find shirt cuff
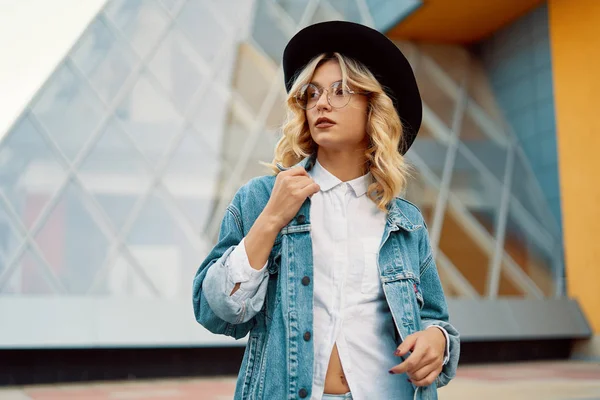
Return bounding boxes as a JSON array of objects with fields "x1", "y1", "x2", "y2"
[
  {"x1": 226, "y1": 238, "x2": 268, "y2": 301},
  {"x1": 427, "y1": 325, "x2": 450, "y2": 365}
]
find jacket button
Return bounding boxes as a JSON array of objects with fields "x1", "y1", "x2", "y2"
[
  {"x1": 299, "y1": 388, "x2": 308, "y2": 398},
  {"x1": 297, "y1": 214, "x2": 306, "y2": 224},
  {"x1": 303, "y1": 331, "x2": 311, "y2": 341},
  {"x1": 301, "y1": 276, "x2": 310, "y2": 286}
]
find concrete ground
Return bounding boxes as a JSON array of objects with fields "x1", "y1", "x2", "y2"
[{"x1": 0, "y1": 361, "x2": 599, "y2": 399}]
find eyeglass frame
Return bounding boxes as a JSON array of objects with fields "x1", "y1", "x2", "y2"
[{"x1": 294, "y1": 81, "x2": 369, "y2": 110}]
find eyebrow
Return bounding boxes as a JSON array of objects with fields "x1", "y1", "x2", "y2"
[{"x1": 309, "y1": 79, "x2": 342, "y2": 87}]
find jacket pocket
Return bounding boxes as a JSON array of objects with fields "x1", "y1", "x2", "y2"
[{"x1": 382, "y1": 271, "x2": 423, "y2": 334}]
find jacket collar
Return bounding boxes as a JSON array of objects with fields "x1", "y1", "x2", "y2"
[
  {"x1": 280, "y1": 155, "x2": 422, "y2": 231},
  {"x1": 386, "y1": 199, "x2": 423, "y2": 231},
  {"x1": 276, "y1": 153, "x2": 317, "y2": 173}
]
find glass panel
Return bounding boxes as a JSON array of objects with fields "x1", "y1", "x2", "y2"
[
  {"x1": 503, "y1": 210, "x2": 554, "y2": 297},
  {"x1": 102, "y1": 252, "x2": 180, "y2": 298},
  {"x1": 466, "y1": 59, "x2": 507, "y2": 128},
  {"x1": 414, "y1": 59, "x2": 456, "y2": 129},
  {"x1": 252, "y1": 0, "x2": 291, "y2": 63},
  {"x1": 276, "y1": 0, "x2": 307, "y2": 24},
  {"x1": 435, "y1": 255, "x2": 461, "y2": 298},
  {"x1": 418, "y1": 43, "x2": 470, "y2": 89},
  {"x1": 211, "y1": 0, "x2": 254, "y2": 27},
  {"x1": 0, "y1": 205, "x2": 23, "y2": 269},
  {"x1": 409, "y1": 135, "x2": 448, "y2": 182},
  {"x1": 232, "y1": 43, "x2": 274, "y2": 118},
  {"x1": 497, "y1": 266, "x2": 525, "y2": 297},
  {"x1": 310, "y1": 3, "x2": 340, "y2": 24},
  {"x1": 1, "y1": 247, "x2": 57, "y2": 295},
  {"x1": 104, "y1": 254, "x2": 137, "y2": 296},
  {"x1": 452, "y1": 147, "x2": 502, "y2": 238},
  {"x1": 158, "y1": 0, "x2": 182, "y2": 12},
  {"x1": 328, "y1": 0, "x2": 362, "y2": 22},
  {"x1": 437, "y1": 207, "x2": 489, "y2": 297},
  {"x1": 31, "y1": 63, "x2": 105, "y2": 162},
  {"x1": 104, "y1": 0, "x2": 170, "y2": 59},
  {"x1": 33, "y1": 182, "x2": 110, "y2": 294},
  {"x1": 266, "y1": 90, "x2": 287, "y2": 131},
  {"x1": 0, "y1": 114, "x2": 68, "y2": 229},
  {"x1": 458, "y1": 111, "x2": 508, "y2": 183},
  {"x1": 215, "y1": 46, "x2": 237, "y2": 88},
  {"x1": 70, "y1": 16, "x2": 137, "y2": 105},
  {"x1": 449, "y1": 149, "x2": 503, "y2": 297},
  {"x1": 116, "y1": 73, "x2": 184, "y2": 167},
  {"x1": 78, "y1": 118, "x2": 152, "y2": 231},
  {"x1": 177, "y1": 0, "x2": 227, "y2": 65},
  {"x1": 162, "y1": 128, "x2": 222, "y2": 233},
  {"x1": 126, "y1": 192, "x2": 199, "y2": 298},
  {"x1": 220, "y1": 110, "x2": 253, "y2": 171},
  {"x1": 511, "y1": 152, "x2": 547, "y2": 228},
  {"x1": 236, "y1": 129, "x2": 279, "y2": 187},
  {"x1": 193, "y1": 84, "x2": 230, "y2": 156},
  {"x1": 403, "y1": 166, "x2": 437, "y2": 227},
  {"x1": 148, "y1": 27, "x2": 208, "y2": 113}
]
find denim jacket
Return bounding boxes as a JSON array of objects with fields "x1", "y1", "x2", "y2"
[{"x1": 193, "y1": 156, "x2": 460, "y2": 400}]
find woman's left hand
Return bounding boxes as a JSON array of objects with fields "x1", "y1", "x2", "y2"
[{"x1": 388, "y1": 328, "x2": 446, "y2": 387}]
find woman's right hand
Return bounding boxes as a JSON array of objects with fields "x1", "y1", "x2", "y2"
[
  {"x1": 232, "y1": 166, "x2": 320, "y2": 281},
  {"x1": 262, "y1": 166, "x2": 320, "y2": 230}
]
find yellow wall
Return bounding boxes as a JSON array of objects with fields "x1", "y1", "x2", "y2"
[
  {"x1": 388, "y1": 0, "x2": 544, "y2": 44},
  {"x1": 549, "y1": 0, "x2": 600, "y2": 333}
]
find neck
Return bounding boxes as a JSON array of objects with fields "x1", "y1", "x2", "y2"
[{"x1": 316, "y1": 147, "x2": 368, "y2": 182}]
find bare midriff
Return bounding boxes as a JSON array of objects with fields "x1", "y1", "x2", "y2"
[{"x1": 323, "y1": 343, "x2": 351, "y2": 394}]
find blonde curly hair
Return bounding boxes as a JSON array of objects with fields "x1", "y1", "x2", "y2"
[{"x1": 267, "y1": 52, "x2": 411, "y2": 213}]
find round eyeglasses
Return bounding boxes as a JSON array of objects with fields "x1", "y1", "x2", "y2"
[{"x1": 295, "y1": 81, "x2": 366, "y2": 110}]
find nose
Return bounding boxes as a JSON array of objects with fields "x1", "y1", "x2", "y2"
[{"x1": 316, "y1": 90, "x2": 331, "y2": 111}]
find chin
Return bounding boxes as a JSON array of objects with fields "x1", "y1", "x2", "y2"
[{"x1": 313, "y1": 138, "x2": 348, "y2": 152}]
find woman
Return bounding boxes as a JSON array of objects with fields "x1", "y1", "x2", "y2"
[{"x1": 193, "y1": 21, "x2": 459, "y2": 400}]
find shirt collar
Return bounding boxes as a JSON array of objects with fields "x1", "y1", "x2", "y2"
[{"x1": 309, "y1": 159, "x2": 371, "y2": 197}]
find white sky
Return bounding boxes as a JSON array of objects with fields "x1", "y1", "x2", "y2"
[{"x1": 0, "y1": 0, "x2": 106, "y2": 140}]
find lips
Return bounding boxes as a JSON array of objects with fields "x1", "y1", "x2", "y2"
[{"x1": 315, "y1": 117, "x2": 336, "y2": 128}]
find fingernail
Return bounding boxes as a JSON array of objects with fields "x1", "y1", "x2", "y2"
[
  {"x1": 394, "y1": 350, "x2": 401, "y2": 356},
  {"x1": 388, "y1": 370, "x2": 395, "y2": 375}
]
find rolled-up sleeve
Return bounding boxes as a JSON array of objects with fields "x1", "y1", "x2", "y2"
[
  {"x1": 202, "y1": 238, "x2": 269, "y2": 325},
  {"x1": 225, "y1": 238, "x2": 269, "y2": 301}
]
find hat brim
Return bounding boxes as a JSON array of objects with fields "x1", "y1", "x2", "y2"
[{"x1": 283, "y1": 21, "x2": 422, "y2": 154}]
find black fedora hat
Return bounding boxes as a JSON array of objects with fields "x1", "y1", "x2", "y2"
[{"x1": 282, "y1": 21, "x2": 422, "y2": 154}]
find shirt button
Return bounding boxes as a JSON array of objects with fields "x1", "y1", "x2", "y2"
[
  {"x1": 303, "y1": 331, "x2": 311, "y2": 341},
  {"x1": 299, "y1": 388, "x2": 308, "y2": 398},
  {"x1": 296, "y1": 214, "x2": 306, "y2": 224},
  {"x1": 301, "y1": 276, "x2": 310, "y2": 286}
]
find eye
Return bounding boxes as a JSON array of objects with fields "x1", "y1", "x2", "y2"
[
  {"x1": 306, "y1": 85, "x2": 320, "y2": 98},
  {"x1": 332, "y1": 82, "x2": 348, "y2": 96}
]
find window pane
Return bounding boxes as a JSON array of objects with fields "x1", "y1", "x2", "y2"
[{"x1": 32, "y1": 63, "x2": 104, "y2": 162}]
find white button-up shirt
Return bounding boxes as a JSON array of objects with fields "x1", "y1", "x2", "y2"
[{"x1": 224, "y1": 160, "x2": 448, "y2": 400}]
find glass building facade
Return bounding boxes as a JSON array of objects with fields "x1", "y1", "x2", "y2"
[{"x1": 0, "y1": 0, "x2": 563, "y2": 347}]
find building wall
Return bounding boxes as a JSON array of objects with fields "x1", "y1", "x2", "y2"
[
  {"x1": 479, "y1": 3, "x2": 562, "y2": 233},
  {"x1": 549, "y1": 0, "x2": 600, "y2": 335},
  {"x1": 366, "y1": 0, "x2": 422, "y2": 31}
]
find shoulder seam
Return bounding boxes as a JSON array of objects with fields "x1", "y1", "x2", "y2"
[
  {"x1": 420, "y1": 252, "x2": 434, "y2": 277},
  {"x1": 394, "y1": 197, "x2": 426, "y2": 228},
  {"x1": 226, "y1": 204, "x2": 244, "y2": 234}
]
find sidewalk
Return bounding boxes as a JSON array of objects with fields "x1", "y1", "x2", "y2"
[{"x1": 0, "y1": 361, "x2": 599, "y2": 399}]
